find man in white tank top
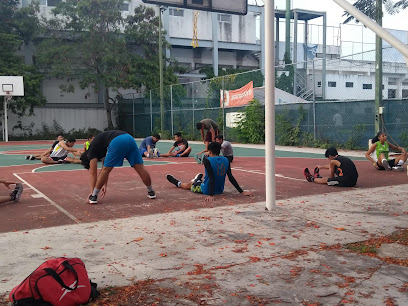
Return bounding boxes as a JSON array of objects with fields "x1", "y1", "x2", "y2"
[{"x1": 41, "y1": 137, "x2": 82, "y2": 164}]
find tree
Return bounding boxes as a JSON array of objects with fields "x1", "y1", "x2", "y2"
[
  {"x1": 0, "y1": 0, "x2": 45, "y2": 117},
  {"x1": 36, "y1": 0, "x2": 179, "y2": 129}
]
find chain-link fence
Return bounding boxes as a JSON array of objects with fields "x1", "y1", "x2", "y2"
[{"x1": 118, "y1": 49, "x2": 408, "y2": 149}]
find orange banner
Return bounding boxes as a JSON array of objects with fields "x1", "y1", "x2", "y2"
[{"x1": 220, "y1": 81, "x2": 254, "y2": 108}]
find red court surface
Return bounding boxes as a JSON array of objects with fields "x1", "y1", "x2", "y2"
[{"x1": 1, "y1": 144, "x2": 407, "y2": 233}]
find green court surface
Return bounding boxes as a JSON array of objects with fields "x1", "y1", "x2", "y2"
[{"x1": 0, "y1": 141, "x2": 366, "y2": 169}]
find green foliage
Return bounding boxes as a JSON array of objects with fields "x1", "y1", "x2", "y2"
[
  {"x1": 400, "y1": 131, "x2": 408, "y2": 148},
  {"x1": 275, "y1": 52, "x2": 294, "y2": 94},
  {"x1": 233, "y1": 99, "x2": 265, "y2": 144},
  {"x1": 0, "y1": 0, "x2": 46, "y2": 116},
  {"x1": 9, "y1": 119, "x2": 101, "y2": 140},
  {"x1": 275, "y1": 105, "x2": 306, "y2": 146},
  {"x1": 343, "y1": 124, "x2": 367, "y2": 150},
  {"x1": 36, "y1": 0, "x2": 179, "y2": 129}
]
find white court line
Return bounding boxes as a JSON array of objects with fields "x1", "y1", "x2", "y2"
[
  {"x1": 232, "y1": 167, "x2": 305, "y2": 182},
  {"x1": 13, "y1": 173, "x2": 80, "y2": 224}
]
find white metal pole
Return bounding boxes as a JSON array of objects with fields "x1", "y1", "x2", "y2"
[
  {"x1": 170, "y1": 84, "x2": 173, "y2": 136},
  {"x1": 265, "y1": 0, "x2": 276, "y2": 211},
  {"x1": 4, "y1": 97, "x2": 8, "y2": 142},
  {"x1": 332, "y1": 0, "x2": 408, "y2": 65}
]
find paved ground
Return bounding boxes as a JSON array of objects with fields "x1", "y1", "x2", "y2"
[{"x1": 1, "y1": 181, "x2": 407, "y2": 305}]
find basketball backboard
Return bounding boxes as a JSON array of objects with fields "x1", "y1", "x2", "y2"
[
  {"x1": 141, "y1": 0, "x2": 247, "y2": 15},
  {"x1": 0, "y1": 76, "x2": 24, "y2": 96}
]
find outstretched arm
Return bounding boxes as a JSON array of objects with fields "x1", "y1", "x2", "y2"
[
  {"x1": 0, "y1": 179, "x2": 15, "y2": 189},
  {"x1": 365, "y1": 143, "x2": 378, "y2": 168},
  {"x1": 226, "y1": 165, "x2": 253, "y2": 196}
]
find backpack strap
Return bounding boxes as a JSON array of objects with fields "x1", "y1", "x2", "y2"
[{"x1": 43, "y1": 260, "x2": 79, "y2": 290}]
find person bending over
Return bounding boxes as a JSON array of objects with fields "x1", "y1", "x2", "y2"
[{"x1": 80, "y1": 130, "x2": 156, "y2": 204}]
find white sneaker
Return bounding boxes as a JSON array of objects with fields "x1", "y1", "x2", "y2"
[
  {"x1": 148, "y1": 148, "x2": 154, "y2": 158},
  {"x1": 153, "y1": 148, "x2": 159, "y2": 158},
  {"x1": 392, "y1": 166, "x2": 404, "y2": 172}
]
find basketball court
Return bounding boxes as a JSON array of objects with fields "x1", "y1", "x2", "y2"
[{"x1": 1, "y1": 139, "x2": 407, "y2": 234}]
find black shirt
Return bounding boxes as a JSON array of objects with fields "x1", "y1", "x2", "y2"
[
  {"x1": 334, "y1": 156, "x2": 358, "y2": 179},
  {"x1": 173, "y1": 138, "x2": 188, "y2": 149},
  {"x1": 88, "y1": 130, "x2": 126, "y2": 160}
]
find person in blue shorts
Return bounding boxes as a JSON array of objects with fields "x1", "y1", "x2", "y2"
[
  {"x1": 166, "y1": 142, "x2": 253, "y2": 202},
  {"x1": 139, "y1": 134, "x2": 161, "y2": 158},
  {"x1": 80, "y1": 130, "x2": 156, "y2": 204}
]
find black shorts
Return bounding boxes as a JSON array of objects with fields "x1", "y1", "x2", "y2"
[
  {"x1": 327, "y1": 176, "x2": 357, "y2": 187},
  {"x1": 51, "y1": 155, "x2": 67, "y2": 161}
]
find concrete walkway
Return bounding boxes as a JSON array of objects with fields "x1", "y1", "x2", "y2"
[{"x1": 1, "y1": 182, "x2": 407, "y2": 305}]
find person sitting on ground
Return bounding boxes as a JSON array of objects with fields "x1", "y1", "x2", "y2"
[
  {"x1": 41, "y1": 137, "x2": 82, "y2": 164},
  {"x1": 25, "y1": 134, "x2": 64, "y2": 160},
  {"x1": 0, "y1": 180, "x2": 23, "y2": 204},
  {"x1": 160, "y1": 132, "x2": 192, "y2": 157},
  {"x1": 365, "y1": 131, "x2": 407, "y2": 171},
  {"x1": 166, "y1": 142, "x2": 253, "y2": 202},
  {"x1": 84, "y1": 134, "x2": 95, "y2": 151},
  {"x1": 139, "y1": 134, "x2": 161, "y2": 158},
  {"x1": 303, "y1": 147, "x2": 358, "y2": 187},
  {"x1": 80, "y1": 130, "x2": 156, "y2": 204},
  {"x1": 196, "y1": 118, "x2": 219, "y2": 151},
  {"x1": 215, "y1": 135, "x2": 234, "y2": 163}
]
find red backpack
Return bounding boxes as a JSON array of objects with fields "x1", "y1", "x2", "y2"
[{"x1": 9, "y1": 257, "x2": 98, "y2": 306}]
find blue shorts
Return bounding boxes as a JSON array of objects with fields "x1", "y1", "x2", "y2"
[
  {"x1": 104, "y1": 134, "x2": 143, "y2": 167},
  {"x1": 139, "y1": 148, "x2": 148, "y2": 156}
]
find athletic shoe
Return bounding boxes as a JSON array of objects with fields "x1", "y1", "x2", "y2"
[
  {"x1": 194, "y1": 154, "x2": 202, "y2": 164},
  {"x1": 10, "y1": 183, "x2": 23, "y2": 202},
  {"x1": 392, "y1": 165, "x2": 404, "y2": 172},
  {"x1": 30, "y1": 155, "x2": 36, "y2": 160},
  {"x1": 148, "y1": 148, "x2": 154, "y2": 158},
  {"x1": 147, "y1": 190, "x2": 156, "y2": 199},
  {"x1": 303, "y1": 168, "x2": 314, "y2": 182},
  {"x1": 153, "y1": 148, "x2": 160, "y2": 158},
  {"x1": 313, "y1": 167, "x2": 322, "y2": 178},
  {"x1": 191, "y1": 173, "x2": 203, "y2": 183},
  {"x1": 25, "y1": 155, "x2": 30, "y2": 160},
  {"x1": 88, "y1": 195, "x2": 98, "y2": 204},
  {"x1": 382, "y1": 159, "x2": 391, "y2": 171},
  {"x1": 167, "y1": 174, "x2": 180, "y2": 187}
]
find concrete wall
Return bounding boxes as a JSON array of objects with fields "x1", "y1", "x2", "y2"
[{"x1": 7, "y1": 106, "x2": 110, "y2": 137}]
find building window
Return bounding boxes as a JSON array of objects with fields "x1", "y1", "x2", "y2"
[
  {"x1": 388, "y1": 78, "x2": 397, "y2": 85},
  {"x1": 328, "y1": 81, "x2": 336, "y2": 88},
  {"x1": 388, "y1": 89, "x2": 396, "y2": 99},
  {"x1": 169, "y1": 8, "x2": 184, "y2": 17},
  {"x1": 345, "y1": 82, "x2": 353, "y2": 88},
  {"x1": 402, "y1": 80, "x2": 408, "y2": 86},
  {"x1": 218, "y1": 14, "x2": 232, "y2": 23},
  {"x1": 402, "y1": 89, "x2": 408, "y2": 98},
  {"x1": 317, "y1": 81, "x2": 322, "y2": 88},
  {"x1": 363, "y1": 84, "x2": 372, "y2": 89},
  {"x1": 22, "y1": 0, "x2": 31, "y2": 7},
  {"x1": 120, "y1": 2, "x2": 129, "y2": 11}
]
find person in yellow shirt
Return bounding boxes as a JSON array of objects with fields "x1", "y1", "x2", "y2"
[{"x1": 84, "y1": 134, "x2": 95, "y2": 151}]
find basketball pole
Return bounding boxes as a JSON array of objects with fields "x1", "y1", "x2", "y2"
[
  {"x1": 3, "y1": 96, "x2": 9, "y2": 142},
  {"x1": 265, "y1": 0, "x2": 276, "y2": 211}
]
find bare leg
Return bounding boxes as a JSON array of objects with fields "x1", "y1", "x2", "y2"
[
  {"x1": 41, "y1": 156, "x2": 58, "y2": 164},
  {"x1": 133, "y1": 164, "x2": 152, "y2": 187},
  {"x1": 180, "y1": 147, "x2": 192, "y2": 157},
  {"x1": 179, "y1": 182, "x2": 193, "y2": 190},
  {"x1": 0, "y1": 195, "x2": 11, "y2": 204},
  {"x1": 313, "y1": 178, "x2": 329, "y2": 184},
  {"x1": 95, "y1": 167, "x2": 113, "y2": 189},
  {"x1": 65, "y1": 157, "x2": 81, "y2": 164}
]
